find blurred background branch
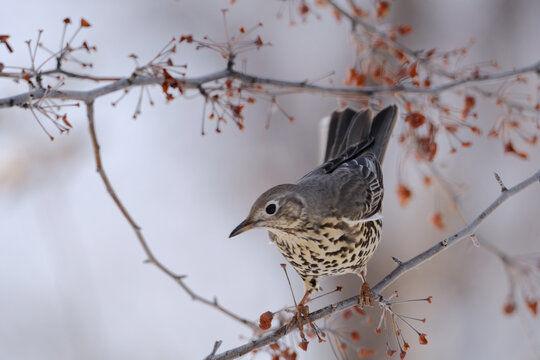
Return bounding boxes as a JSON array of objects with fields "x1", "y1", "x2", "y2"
[{"x1": 86, "y1": 100, "x2": 259, "y2": 332}]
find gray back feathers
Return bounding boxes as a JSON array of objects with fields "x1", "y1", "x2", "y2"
[{"x1": 297, "y1": 105, "x2": 398, "y2": 220}]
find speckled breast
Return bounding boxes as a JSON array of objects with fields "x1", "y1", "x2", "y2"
[{"x1": 269, "y1": 218, "x2": 382, "y2": 278}]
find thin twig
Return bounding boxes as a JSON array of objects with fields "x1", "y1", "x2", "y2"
[
  {"x1": 325, "y1": 0, "x2": 415, "y2": 56},
  {"x1": 208, "y1": 340, "x2": 223, "y2": 357},
  {"x1": 206, "y1": 167, "x2": 540, "y2": 360},
  {"x1": 85, "y1": 101, "x2": 259, "y2": 332},
  {"x1": 494, "y1": 172, "x2": 508, "y2": 192}
]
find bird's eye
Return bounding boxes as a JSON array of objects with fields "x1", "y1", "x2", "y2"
[{"x1": 265, "y1": 203, "x2": 277, "y2": 215}]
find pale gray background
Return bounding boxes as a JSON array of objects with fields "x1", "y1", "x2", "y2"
[{"x1": 1, "y1": 0, "x2": 539, "y2": 359}]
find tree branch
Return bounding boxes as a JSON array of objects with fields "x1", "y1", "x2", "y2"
[
  {"x1": 0, "y1": 69, "x2": 231, "y2": 108},
  {"x1": 206, "y1": 167, "x2": 540, "y2": 360},
  {"x1": 85, "y1": 101, "x2": 259, "y2": 332},
  {"x1": 2, "y1": 61, "x2": 540, "y2": 109}
]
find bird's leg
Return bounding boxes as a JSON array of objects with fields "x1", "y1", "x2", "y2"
[
  {"x1": 286, "y1": 290, "x2": 326, "y2": 344},
  {"x1": 359, "y1": 271, "x2": 375, "y2": 307},
  {"x1": 287, "y1": 290, "x2": 311, "y2": 342},
  {"x1": 281, "y1": 267, "x2": 325, "y2": 345},
  {"x1": 301, "y1": 302, "x2": 326, "y2": 343}
]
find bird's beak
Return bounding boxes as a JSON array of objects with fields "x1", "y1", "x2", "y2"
[{"x1": 229, "y1": 219, "x2": 254, "y2": 238}]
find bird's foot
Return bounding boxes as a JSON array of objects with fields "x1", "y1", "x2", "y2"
[
  {"x1": 358, "y1": 271, "x2": 375, "y2": 307},
  {"x1": 359, "y1": 281, "x2": 375, "y2": 307},
  {"x1": 286, "y1": 291, "x2": 325, "y2": 348}
]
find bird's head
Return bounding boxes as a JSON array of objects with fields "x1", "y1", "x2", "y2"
[{"x1": 229, "y1": 184, "x2": 306, "y2": 237}]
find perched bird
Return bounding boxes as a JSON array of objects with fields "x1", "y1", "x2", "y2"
[{"x1": 230, "y1": 105, "x2": 398, "y2": 307}]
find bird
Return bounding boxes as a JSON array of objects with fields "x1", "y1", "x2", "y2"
[{"x1": 230, "y1": 105, "x2": 398, "y2": 312}]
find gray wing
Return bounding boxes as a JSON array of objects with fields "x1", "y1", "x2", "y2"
[
  {"x1": 299, "y1": 138, "x2": 373, "y2": 181},
  {"x1": 297, "y1": 106, "x2": 396, "y2": 220},
  {"x1": 297, "y1": 152, "x2": 383, "y2": 221},
  {"x1": 327, "y1": 152, "x2": 383, "y2": 220}
]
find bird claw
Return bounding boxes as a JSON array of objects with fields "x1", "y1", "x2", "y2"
[
  {"x1": 286, "y1": 295, "x2": 326, "y2": 347},
  {"x1": 359, "y1": 281, "x2": 375, "y2": 307},
  {"x1": 286, "y1": 302, "x2": 309, "y2": 344}
]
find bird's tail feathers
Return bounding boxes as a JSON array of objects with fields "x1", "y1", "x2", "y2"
[
  {"x1": 324, "y1": 108, "x2": 372, "y2": 161},
  {"x1": 368, "y1": 105, "x2": 398, "y2": 163},
  {"x1": 324, "y1": 105, "x2": 398, "y2": 164}
]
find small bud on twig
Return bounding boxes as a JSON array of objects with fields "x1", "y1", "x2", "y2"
[{"x1": 494, "y1": 172, "x2": 508, "y2": 192}]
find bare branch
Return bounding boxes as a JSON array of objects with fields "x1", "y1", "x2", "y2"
[
  {"x1": 207, "y1": 167, "x2": 540, "y2": 360},
  {"x1": 233, "y1": 66, "x2": 540, "y2": 95},
  {"x1": 1, "y1": 70, "x2": 230, "y2": 108},
  {"x1": 85, "y1": 101, "x2": 259, "y2": 332},
  {"x1": 2, "y1": 60, "x2": 540, "y2": 109}
]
